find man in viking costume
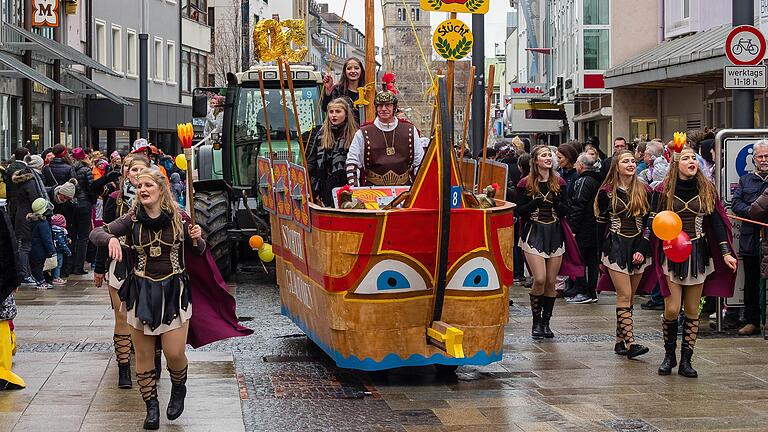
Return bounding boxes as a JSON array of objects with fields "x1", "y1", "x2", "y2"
[{"x1": 345, "y1": 89, "x2": 424, "y2": 187}]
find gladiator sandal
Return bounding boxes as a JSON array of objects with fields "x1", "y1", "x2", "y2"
[
  {"x1": 614, "y1": 314, "x2": 627, "y2": 355},
  {"x1": 166, "y1": 365, "x2": 188, "y2": 420},
  {"x1": 113, "y1": 334, "x2": 132, "y2": 389},
  {"x1": 529, "y1": 294, "x2": 544, "y2": 339},
  {"x1": 154, "y1": 341, "x2": 162, "y2": 381},
  {"x1": 678, "y1": 317, "x2": 700, "y2": 378},
  {"x1": 540, "y1": 296, "x2": 556, "y2": 338},
  {"x1": 137, "y1": 370, "x2": 159, "y2": 430},
  {"x1": 658, "y1": 317, "x2": 678, "y2": 375},
  {"x1": 617, "y1": 307, "x2": 649, "y2": 359}
]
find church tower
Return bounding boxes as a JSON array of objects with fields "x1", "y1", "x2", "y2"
[{"x1": 381, "y1": 0, "x2": 434, "y2": 134}]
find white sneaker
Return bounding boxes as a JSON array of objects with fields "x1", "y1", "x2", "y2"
[{"x1": 36, "y1": 283, "x2": 52, "y2": 290}]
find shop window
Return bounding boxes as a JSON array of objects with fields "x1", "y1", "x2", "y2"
[
  {"x1": 584, "y1": 0, "x2": 609, "y2": 25},
  {"x1": 583, "y1": 29, "x2": 609, "y2": 70}
]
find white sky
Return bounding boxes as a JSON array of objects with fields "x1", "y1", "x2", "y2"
[{"x1": 322, "y1": 0, "x2": 511, "y2": 58}]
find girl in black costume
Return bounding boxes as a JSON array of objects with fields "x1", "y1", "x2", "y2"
[
  {"x1": 516, "y1": 145, "x2": 570, "y2": 339},
  {"x1": 308, "y1": 97, "x2": 359, "y2": 206},
  {"x1": 595, "y1": 150, "x2": 651, "y2": 359},
  {"x1": 654, "y1": 147, "x2": 737, "y2": 378},
  {"x1": 322, "y1": 57, "x2": 365, "y2": 122},
  {"x1": 93, "y1": 154, "x2": 150, "y2": 389},
  {"x1": 91, "y1": 168, "x2": 205, "y2": 429}
]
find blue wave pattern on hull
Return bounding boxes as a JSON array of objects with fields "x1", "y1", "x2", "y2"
[{"x1": 281, "y1": 305, "x2": 503, "y2": 371}]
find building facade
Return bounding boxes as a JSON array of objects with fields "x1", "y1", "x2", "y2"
[{"x1": 89, "y1": 0, "x2": 190, "y2": 154}]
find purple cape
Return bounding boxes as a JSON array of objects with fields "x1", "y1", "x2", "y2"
[
  {"x1": 184, "y1": 247, "x2": 253, "y2": 348},
  {"x1": 516, "y1": 177, "x2": 584, "y2": 279},
  {"x1": 595, "y1": 183, "x2": 655, "y2": 294},
  {"x1": 637, "y1": 186, "x2": 737, "y2": 297}
]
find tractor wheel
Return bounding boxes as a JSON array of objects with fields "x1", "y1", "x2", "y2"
[{"x1": 194, "y1": 190, "x2": 232, "y2": 279}]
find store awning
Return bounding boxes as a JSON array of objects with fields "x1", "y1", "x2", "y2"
[
  {"x1": 604, "y1": 24, "x2": 730, "y2": 89},
  {"x1": 0, "y1": 52, "x2": 71, "y2": 93},
  {"x1": 2, "y1": 21, "x2": 117, "y2": 75},
  {"x1": 63, "y1": 70, "x2": 132, "y2": 106}
]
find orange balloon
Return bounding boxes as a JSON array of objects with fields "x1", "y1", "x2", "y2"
[
  {"x1": 652, "y1": 210, "x2": 683, "y2": 241},
  {"x1": 249, "y1": 235, "x2": 264, "y2": 250}
]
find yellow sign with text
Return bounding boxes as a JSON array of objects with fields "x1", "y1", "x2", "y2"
[
  {"x1": 420, "y1": 0, "x2": 489, "y2": 14},
  {"x1": 432, "y1": 19, "x2": 473, "y2": 61}
]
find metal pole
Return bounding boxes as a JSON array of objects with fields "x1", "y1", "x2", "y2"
[
  {"x1": 732, "y1": 0, "x2": 755, "y2": 129},
  {"x1": 471, "y1": 13, "x2": 485, "y2": 157},
  {"x1": 139, "y1": 0, "x2": 148, "y2": 139},
  {"x1": 53, "y1": 24, "x2": 61, "y2": 147},
  {"x1": 139, "y1": 34, "x2": 148, "y2": 139}
]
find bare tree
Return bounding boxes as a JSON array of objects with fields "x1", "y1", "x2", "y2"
[{"x1": 212, "y1": 0, "x2": 243, "y2": 86}]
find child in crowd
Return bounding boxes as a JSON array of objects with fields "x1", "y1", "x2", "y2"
[
  {"x1": 28, "y1": 198, "x2": 56, "y2": 290},
  {"x1": 50, "y1": 214, "x2": 71, "y2": 286}
]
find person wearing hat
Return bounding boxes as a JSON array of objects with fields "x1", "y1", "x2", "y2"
[
  {"x1": 345, "y1": 89, "x2": 424, "y2": 187},
  {"x1": 27, "y1": 198, "x2": 56, "y2": 289},
  {"x1": 3, "y1": 148, "x2": 30, "y2": 224},
  {"x1": 42, "y1": 144, "x2": 76, "y2": 188}
]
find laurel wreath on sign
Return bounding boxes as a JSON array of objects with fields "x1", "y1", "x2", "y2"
[
  {"x1": 465, "y1": 0, "x2": 483, "y2": 12},
  {"x1": 435, "y1": 36, "x2": 472, "y2": 60},
  {"x1": 426, "y1": 0, "x2": 443, "y2": 9}
]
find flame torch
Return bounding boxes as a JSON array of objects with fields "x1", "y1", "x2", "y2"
[
  {"x1": 672, "y1": 131, "x2": 686, "y2": 161},
  {"x1": 177, "y1": 122, "x2": 197, "y2": 246}
]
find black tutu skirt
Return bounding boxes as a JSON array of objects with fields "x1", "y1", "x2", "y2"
[
  {"x1": 601, "y1": 232, "x2": 649, "y2": 275},
  {"x1": 662, "y1": 236, "x2": 713, "y2": 285},
  {"x1": 119, "y1": 273, "x2": 191, "y2": 332},
  {"x1": 519, "y1": 221, "x2": 564, "y2": 257}
]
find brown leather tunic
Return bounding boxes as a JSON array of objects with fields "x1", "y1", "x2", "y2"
[
  {"x1": 529, "y1": 189, "x2": 558, "y2": 224},
  {"x1": 673, "y1": 195, "x2": 705, "y2": 240},
  {"x1": 608, "y1": 189, "x2": 644, "y2": 237},
  {"x1": 362, "y1": 122, "x2": 414, "y2": 186}
]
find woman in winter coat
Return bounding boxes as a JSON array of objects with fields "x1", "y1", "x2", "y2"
[
  {"x1": 42, "y1": 144, "x2": 76, "y2": 188},
  {"x1": 653, "y1": 147, "x2": 737, "y2": 378},
  {"x1": 307, "y1": 98, "x2": 359, "y2": 206},
  {"x1": 321, "y1": 58, "x2": 365, "y2": 123},
  {"x1": 594, "y1": 150, "x2": 652, "y2": 359},
  {"x1": 69, "y1": 148, "x2": 95, "y2": 275}
]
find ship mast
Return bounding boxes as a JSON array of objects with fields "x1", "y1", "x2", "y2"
[{"x1": 365, "y1": 0, "x2": 376, "y2": 122}]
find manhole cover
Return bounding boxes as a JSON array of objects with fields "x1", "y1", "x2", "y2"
[{"x1": 603, "y1": 419, "x2": 659, "y2": 432}]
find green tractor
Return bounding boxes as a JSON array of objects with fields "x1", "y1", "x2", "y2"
[{"x1": 190, "y1": 65, "x2": 323, "y2": 278}]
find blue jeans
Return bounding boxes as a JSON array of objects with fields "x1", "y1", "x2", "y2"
[
  {"x1": 650, "y1": 283, "x2": 663, "y2": 305},
  {"x1": 51, "y1": 252, "x2": 64, "y2": 280}
]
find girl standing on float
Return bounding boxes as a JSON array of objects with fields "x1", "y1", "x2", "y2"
[
  {"x1": 93, "y1": 155, "x2": 160, "y2": 391},
  {"x1": 322, "y1": 57, "x2": 365, "y2": 122},
  {"x1": 594, "y1": 150, "x2": 651, "y2": 359},
  {"x1": 653, "y1": 146, "x2": 737, "y2": 378},
  {"x1": 91, "y1": 168, "x2": 205, "y2": 429},
  {"x1": 516, "y1": 145, "x2": 571, "y2": 339},
  {"x1": 307, "y1": 97, "x2": 359, "y2": 206}
]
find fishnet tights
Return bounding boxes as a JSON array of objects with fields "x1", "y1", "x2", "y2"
[
  {"x1": 136, "y1": 370, "x2": 157, "y2": 402},
  {"x1": 113, "y1": 334, "x2": 132, "y2": 366},
  {"x1": 616, "y1": 307, "x2": 635, "y2": 345}
]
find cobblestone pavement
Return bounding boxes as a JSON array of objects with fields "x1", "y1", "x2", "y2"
[{"x1": 4, "y1": 268, "x2": 768, "y2": 431}]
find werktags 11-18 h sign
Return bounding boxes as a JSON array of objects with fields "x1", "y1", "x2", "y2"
[
  {"x1": 421, "y1": 0, "x2": 489, "y2": 14},
  {"x1": 32, "y1": 0, "x2": 60, "y2": 27}
]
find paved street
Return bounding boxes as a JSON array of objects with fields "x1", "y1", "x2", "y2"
[{"x1": 2, "y1": 269, "x2": 768, "y2": 431}]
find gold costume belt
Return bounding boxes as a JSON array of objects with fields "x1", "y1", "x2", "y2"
[{"x1": 365, "y1": 170, "x2": 409, "y2": 186}]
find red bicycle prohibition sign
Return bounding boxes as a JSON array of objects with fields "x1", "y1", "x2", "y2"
[{"x1": 726, "y1": 25, "x2": 767, "y2": 66}]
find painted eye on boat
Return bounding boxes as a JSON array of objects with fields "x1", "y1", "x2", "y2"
[
  {"x1": 448, "y1": 257, "x2": 500, "y2": 291},
  {"x1": 354, "y1": 260, "x2": 428, "y2": 295}
]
